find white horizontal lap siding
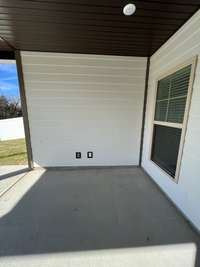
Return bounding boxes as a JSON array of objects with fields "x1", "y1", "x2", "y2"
[
  {"x1": 21, "y1": 52, "x2": 147, "y2": 167},
  {"x1": 142, "y1": 10, "x2": 200, "y2": 231}
]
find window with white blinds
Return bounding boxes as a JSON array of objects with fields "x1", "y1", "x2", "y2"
[
  {"x1": 151, "y1": 61, "x2": 195, "y2": 181},
  {"x1": 155, "y1": 65, "x2": 191, "y2": 124}
]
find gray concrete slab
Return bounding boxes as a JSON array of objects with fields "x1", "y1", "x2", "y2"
[
  {"x1": 0, "y1": 167, "x2": 199, "y2": 267},
  {"x1": 0, "y1": 165, "x2": 27, "y2": 176},
  {"x1": 0, "y1": 165, "x2": 28, "y2": 197}
]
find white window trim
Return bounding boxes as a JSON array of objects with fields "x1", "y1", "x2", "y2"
[{"x1": 149, "y1": 56, "x2": 198, "y2": 183}]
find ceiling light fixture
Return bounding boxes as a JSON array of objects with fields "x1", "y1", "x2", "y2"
[{"x1": 123, "y1": 3, "x2": 136, "y2": 16}]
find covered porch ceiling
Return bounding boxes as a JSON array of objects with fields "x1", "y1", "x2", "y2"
[{"x1": 0, "y1": 0, "x2": 199, "y2": 58}]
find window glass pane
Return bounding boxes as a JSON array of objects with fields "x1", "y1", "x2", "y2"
[
  {"x1": 167, "y1": 97, "x2": 187, "y2": 123},
  {"x1": 155, "y1": 100, "x2": 168, "y2": 121},
  {"x1": 157, "y1": 79, "x2": 170, "y2": 100},
  {"x1": 155, "y1": 65, "x2": 191, "y2": 123},
  {"x1": 151, "y1": 125, "x2": 181, "y2": 178},
  {"x1": 170, "y1": 65, "x2": 191, "y2": 98}
]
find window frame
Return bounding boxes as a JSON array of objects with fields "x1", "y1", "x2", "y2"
[{"x1": 149, "y1": 56, "x2": 197, "y2": 183}]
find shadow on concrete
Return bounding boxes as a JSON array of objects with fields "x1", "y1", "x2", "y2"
[
  {"x1": 0, "y1": 167, "x2": 29, "y2": 181},
  {"x1": 0, "y1": 167, "x2": 199, "y2": 265}
]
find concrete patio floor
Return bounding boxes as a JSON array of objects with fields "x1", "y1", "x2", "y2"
[
  {"x1": 0, "y1": 167, "x2": 199, "y2": 266},
  {"x1": 0, "y1": 165, "x2": 28, "y2": 197}
]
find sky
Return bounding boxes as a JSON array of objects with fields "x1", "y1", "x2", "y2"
[{"x1": 0, "y1": 63, "x2": 20, "y2": 98}]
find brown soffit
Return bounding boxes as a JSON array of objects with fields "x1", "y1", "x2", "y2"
[{"x1": 0, "y1": 1, "x2": 199, "y2": 57}]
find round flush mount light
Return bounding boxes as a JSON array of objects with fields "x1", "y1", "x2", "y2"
[{"x1": 123, "y1": 3, "x2": 136, "y2": 16}]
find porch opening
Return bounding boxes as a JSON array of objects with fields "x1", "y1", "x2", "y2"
[{"x1": 0, "y1": 60, "x2": 29, "y2": 195}]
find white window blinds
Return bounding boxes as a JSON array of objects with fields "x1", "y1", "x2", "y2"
[{"x1": 155, "y1": 65, "x2": 191, "y2": 123}]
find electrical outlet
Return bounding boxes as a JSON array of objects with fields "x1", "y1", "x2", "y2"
[
  {"x1": 76, "y1": 152, "x2": 81, "y2": 159},
  {"x1": 87, "y1": 151, "x2": 93, "y2": 158}
]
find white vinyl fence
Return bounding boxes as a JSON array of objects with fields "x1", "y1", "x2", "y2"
[{"x1": 0, "y1": 117, "x2": 25, "y2": 141}]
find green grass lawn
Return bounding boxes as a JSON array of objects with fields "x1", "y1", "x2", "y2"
[{"x1": 0, "y1": 138, "x2": 28, "y2": 165}]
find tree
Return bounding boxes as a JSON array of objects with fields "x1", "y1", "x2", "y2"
[
  {"x1": 0, "y1": 95, "x2": 22, "y2": 119},
  {"x1": 0, "y1": 95, "x2": 9, "y2": 119}
]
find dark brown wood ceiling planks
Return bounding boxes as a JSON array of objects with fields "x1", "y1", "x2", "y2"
[{"x1": 0, "y1": 0, "x2": 199, "y2": 57}]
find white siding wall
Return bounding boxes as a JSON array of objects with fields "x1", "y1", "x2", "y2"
[
  {"x1": 21, "y1": 52, "x2": 147, "y2": 167},
  {"x1": 142, "y1": 10, "x2": 200, "y2": 231}
]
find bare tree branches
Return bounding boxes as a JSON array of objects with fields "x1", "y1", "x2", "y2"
[{"x1": 0, "y1": 95, "x2": 22, "y2": 119}]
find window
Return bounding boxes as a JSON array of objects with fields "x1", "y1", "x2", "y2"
[
  {"x1": 151, "y1": 125, "x2": 181, "y2": 177},
  {"x1": 151, "y1": 59, "x2": 196, "y2": 181},
  {"x1": 154, "y1": 66, "x2": 191, "y2": 124}
]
